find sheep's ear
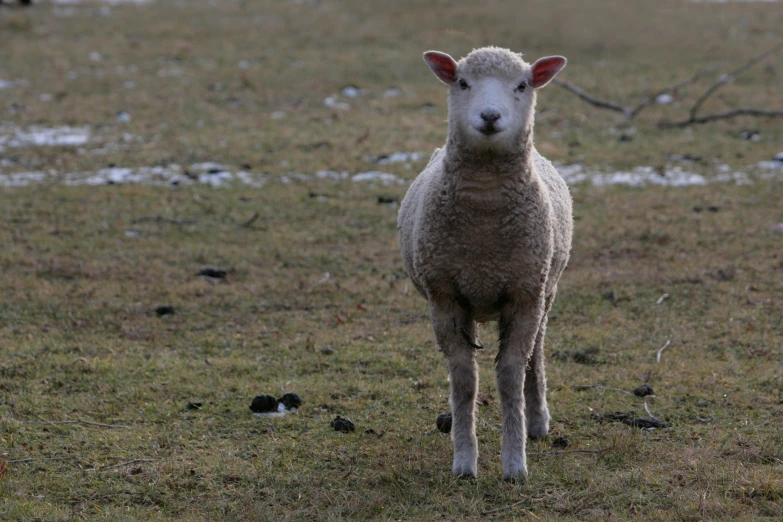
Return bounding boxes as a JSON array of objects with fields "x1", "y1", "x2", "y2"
[
  {"x1": 530, "y1": 56, "x2": 567, "y2": 89},
  {"x1": 423, "y1": 51, "x2": 458, "y2": 86}
]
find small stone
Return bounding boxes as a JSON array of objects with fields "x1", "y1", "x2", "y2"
[
  {"x1": 436, "y1": 412, "x2": 452, "y2": 434},
  {"x1": 278, "y1": 393, "x2": 302, "y2": 410},
  {"x1": 155, "y1": 305, "x2": 175, "y2": 317},
  {"x1": 552, "y1": 436, "x2": 571, "y2": 448},
  {"x1": 330, "y1": 415, "x2": 355, "y2": 433},
  {"x1": 249, "y1": 394, "x2": 278, "y2": 413},
  {"x1": 320, "y1": 346, "x2": 335, "y2": 355},
  {"x1": 633, "y1": 384, "x2": 654, "y2": 397}
]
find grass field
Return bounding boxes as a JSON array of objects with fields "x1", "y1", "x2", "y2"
[{"x1": 2, "y1": 0, "x2": 783, "y2": 520}]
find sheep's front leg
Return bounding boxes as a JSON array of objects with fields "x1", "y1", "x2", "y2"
[
  {"x1": 430, "y1": 300, "x2": 479, "y2": 478},
  {"x1": 496, "y1": 300, "x2": 545, "y2": 480},
  {"x1": 525, "y1": 292, "x2": 555, "y2": 440}
]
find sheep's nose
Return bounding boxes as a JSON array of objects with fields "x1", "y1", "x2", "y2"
[{"x1": 480, "y1": 110, "x2": 501, "y2": 123}]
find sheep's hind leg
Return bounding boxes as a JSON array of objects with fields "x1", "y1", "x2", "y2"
[
  {"x1": 496, "y1": 301, "x2": 544, "y2": 480},
  {"x1": 430, "y1": 300, "x2": 479, "y2": 478},
  {"x1": 525, "y1": 293, "x2": 555, "y2": 440}
]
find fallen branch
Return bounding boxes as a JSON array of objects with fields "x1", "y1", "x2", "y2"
[
  {"x1": 553, "y1": 69, "x2": 707, "y2": 121},
  {"x1": 572, "y1": 384, "x2": 632, "y2": 395},
  {"x1": 658, "y1": 108, "x2": 783, "y2": 128},
  {"x1": 688, "y1": 42, "x2": 783, "y2": 121},
  {"x1": 554, "y1": 42, "x2": 783, "y2": 128},
  {"x1": 89, "y1": 459, "x2": 158, "y2": 472},
  {"x1": 553, "y1": 79, "x2": 630, "y2": 118},
  {"x1": 656, "y1": 340, "x2": 672, "y2": 364}
]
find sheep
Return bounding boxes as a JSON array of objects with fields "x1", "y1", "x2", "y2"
[{"x1": 397, "y1": 47, "x2": 572, "y2": 480}]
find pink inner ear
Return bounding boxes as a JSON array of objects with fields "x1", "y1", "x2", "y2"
[
  {"x1": 423, "y1": 51, "x2": 457, "y2": 86},
  {"x1": 531, "y1": 56, "x2": 566, "y2": 88}
]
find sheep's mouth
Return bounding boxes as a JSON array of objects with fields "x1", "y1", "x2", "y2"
[{"x1": 477, "y1": 126, "x2": 502, "y2": 136}]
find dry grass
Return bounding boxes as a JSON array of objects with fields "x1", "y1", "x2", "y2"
[{"x1": 1, "y1": 0, "x2": 783, "y2": 520}]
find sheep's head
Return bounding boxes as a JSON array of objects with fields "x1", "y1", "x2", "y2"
[{"x1": 424, "y1": 47, "x2": 566, "y2": 153}]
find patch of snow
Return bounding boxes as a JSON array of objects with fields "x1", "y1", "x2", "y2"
[
  {"x1": 341, "y1": 86, "x2": 361, "y2": 98},
  {"x1": 351, "y1": 171, "x2": 405, "y2": 186},
  {"x1": 315, "y1": 170, "x2": 349, "y2": 181},
  {"x1": 1, "y1": 126, "x2": 91, "y2": 148},
  {"x1": 655, "y1": 94, "x2": 674, "y2": 105},
  {"x1": 373, "y1": 152, "x2": 423, "y2": 165},
  {"x1": 557, "y1": 164, "x2": 708, "y2": 187},
  {"x1": 324, "y1": 96, "x2": 350, "y2": 110}
]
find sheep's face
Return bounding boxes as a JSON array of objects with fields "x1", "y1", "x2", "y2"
[{"x1": 424, "y1": 48, "x2": 566, "y2": 153}]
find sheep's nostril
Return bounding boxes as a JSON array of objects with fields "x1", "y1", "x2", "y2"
[{"x1": 480, "y1": 111, "x2": 501, "y2": 123}]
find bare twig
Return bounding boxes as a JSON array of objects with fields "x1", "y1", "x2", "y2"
[
  {"x1": 688, "y1": 42, "x2": 783, "y2": 120},
  {"x1": 8, "y1": 457, "x2": 74, "y2": 464},
  {"x1": 31, "y1": 419, "x2": 129, "y2": 429},
  {"x1": 240, "y1": 211, "x2": 259, "y2": 228},
  {"x1": 655, "y1": 293, "x2": 669, "y2": 305},
  {"x1": 482, "y1": 496, "x2": 533, "y2": 516},
  {"x1": 627, "y1": 70, "x2": 708, "y2": 119},
  {"x1": 572, "y1": 384, "x2": 632, "y2": 395},
  {"x1": 89, "y1": 459, "x2": 158, "y2": 472},
  {"x1": 529, "y1": 448, "x2": 609, "y2": 456},
  {"x1": 131, "y1": 216, "x2": 197, "y2": 225},
  {"x1": 644, "y1": 401, "x2": 657, "y2": 420},
  {"x1": 656, "y1": 340, "x2": 672, "y2": 363}
]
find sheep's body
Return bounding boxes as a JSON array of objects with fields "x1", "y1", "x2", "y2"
[{"x1": 398, "y1": 47, "x2": 572, "y2": 480}]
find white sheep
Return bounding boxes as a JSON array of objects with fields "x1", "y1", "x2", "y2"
[{"x1": 397, "y1": 47, "x2": 572, "y2": 480}]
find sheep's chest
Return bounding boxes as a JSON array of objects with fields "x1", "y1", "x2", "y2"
[{"x1": 418, "y1": 179, "x2": 553, "y2": 320}]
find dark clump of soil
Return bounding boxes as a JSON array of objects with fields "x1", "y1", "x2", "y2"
[
  {"x1": 279, "y1": 393, "x2": 302, "y2": 410},
  {"x1": 623, "y1": 417, "x2": 671, "y2": 429},
  {"x1": 591, "y1": 411, "x2": 671, "y2": 428},
  {"x1": 249, "y1": 394, "x2": 278, "y2": 413},
  {"x1": 436, "y1": 412, "x2": 452, "y2": 434},
  {"x1": 552, "y1": 436, "x2": 571, "y2": 448},
  {"x1": 186, "y1": 402, "x2": 202, "y2": 410},
  {"x1": 155, "y1": 305, "x2": 175, "y2": 317},
  {"x1": 330, "y1": 416, "x2": 355, "y2": 432},
  {"x1": 633, "y1": 384, "x2": 655, "y2": 397},
  {"x1": 197, "y1": 267, "x2": 227, "y2": 279}
]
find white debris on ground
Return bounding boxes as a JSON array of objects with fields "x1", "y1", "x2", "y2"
[
  {"x1": 0, "y1": 124, "x2": 780, "y2": 189},
  {"x1": 0, "y1": 126, "x2": 91, "y2": 151},
  {"x1": 253, "y1": 402, "x2": 297, "y2": 418},
  {"x1": 323, "y1": 96, "x2": 350, "y2": 111},
  {"x1": 372, "y1": 152, "x2": 424, "y2": 165},
  {"x1": 351, "y1": 171, "x2": 406, "y2": 185},
  {"x1": 0, "y1": 80, "x2": 14, "y2": 90}
]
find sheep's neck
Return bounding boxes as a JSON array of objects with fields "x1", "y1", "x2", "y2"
[{"x1": 444, "y1": 129, "x2": 535, "y2": 185}]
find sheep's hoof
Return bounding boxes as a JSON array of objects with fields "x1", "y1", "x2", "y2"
[
  {"x1": 455, "y1": 471, "x2": 476, "y2": 480},
  {"x1": 503, "y1": 468, "x2": 529, "y2": 483}
]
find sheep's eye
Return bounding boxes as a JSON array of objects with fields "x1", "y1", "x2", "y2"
[
  {"x1": 458, "y1": 79, "x2": 470, "y2": 90},
  {"x1": 517, "y1": 82, "x2": 527, "y2": 92}
]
